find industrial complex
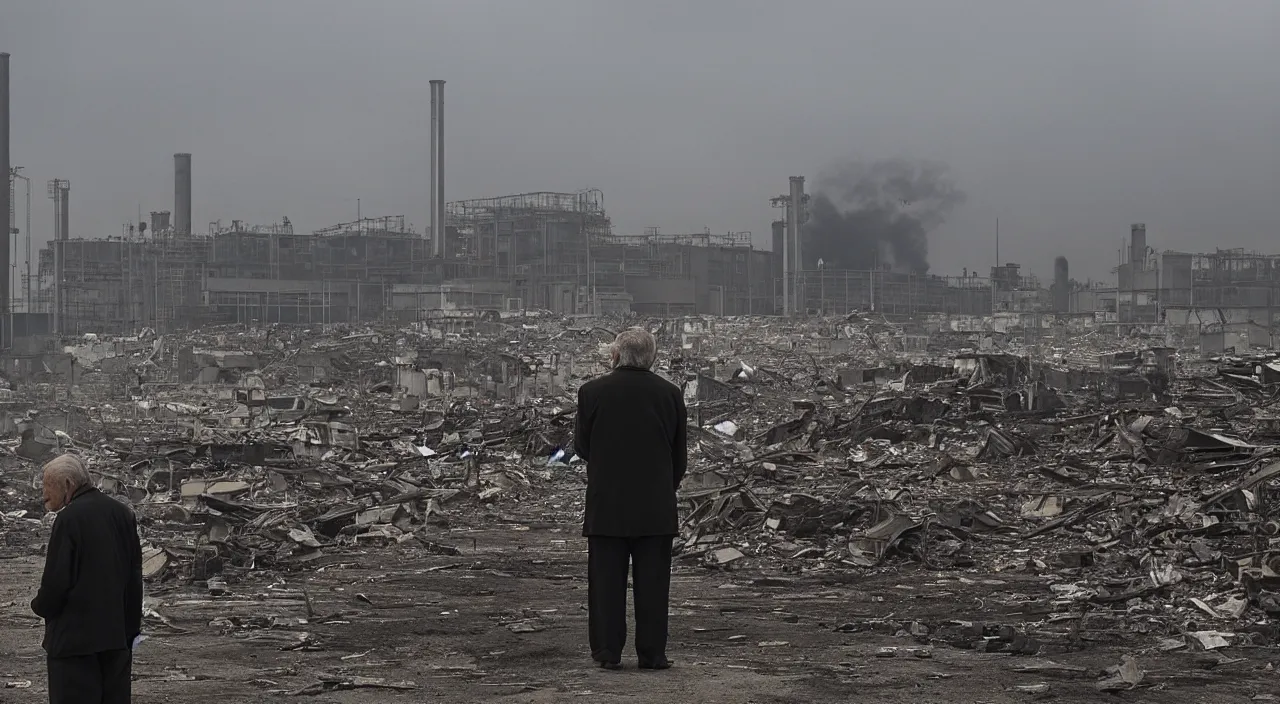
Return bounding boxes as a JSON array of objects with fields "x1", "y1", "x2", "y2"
[
  {"x1": 3, "y1": 60, "x2": 1280, "y2": 349},
  {"x1": 15, "y1": 159, "x2": 1280, "y2": 352}
]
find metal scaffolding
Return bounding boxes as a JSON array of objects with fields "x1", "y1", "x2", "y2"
[{"x1": 444, "y1": 190, "x2": 611, "y2": 312}]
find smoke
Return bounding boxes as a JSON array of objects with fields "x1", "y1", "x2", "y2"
[{"x1": 801, "y1": 159, "x2": 965, "y2": 274}]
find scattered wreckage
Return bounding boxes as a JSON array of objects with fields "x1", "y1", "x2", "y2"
[{"x1": 3, "y1": 313, "x2": 1280, "y2": 675}]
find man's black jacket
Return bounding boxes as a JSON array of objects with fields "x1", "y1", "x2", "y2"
[
  {"x1": 31, "y1": 486, "x2": 143, "y2": 657},
  {"x1": 574, "y1": 365, "x2": 688, "y2": 537}
]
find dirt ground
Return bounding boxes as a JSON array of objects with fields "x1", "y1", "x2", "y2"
[{"x1": 1, "y1": 523, "x2": 1276, "y2": 704}]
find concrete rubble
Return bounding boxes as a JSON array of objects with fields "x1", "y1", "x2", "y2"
[{"x1": 4, "y1": 311, "x2": 1280, "y2": 683}]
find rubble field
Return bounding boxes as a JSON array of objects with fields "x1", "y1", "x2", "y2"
[{"x1": 3, "y1": 314, "x2": 1280, "y2": 702}]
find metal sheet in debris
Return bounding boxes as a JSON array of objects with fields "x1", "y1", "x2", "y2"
[
  {"x1": 1184, "y1": 429, "x2": 1254, "y2": 449},
  {"x1": 848, "y1": 514, "x2": 920, "y2": 565}
]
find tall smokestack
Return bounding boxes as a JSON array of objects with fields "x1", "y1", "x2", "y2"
[
  {"x1": 429, "y1": 82, "x2": 437, "y2": 254},
  {"x1": 785, "y1": 176, "x2": 804, "y2": 315},
  {"x1": 429, "y1": 80, "x2": 445, "y2": 257},
  {"x1": 1130, "y1": 223, "x2": 1146, "y2": 272},
  {"x1": 1053, "y1": 256, "x2": 1069, "y2": 313},
  {"x1": 58, "y1": 184, "x2": 69, "y2": 241},
  {"x1": 1, "y1": 53, "x2": 10, "y2": 347},
  {"x1": 56, "y1": 183, "x2": 68, "y2": 336},
  {"x1": 48, "y1": 179, "x2": 66, "y2": 335},
  {"x1": 771, "y1": 220, "x2": 784, "y2": 286},
  {"x1": 174, "y1": 153, "x2": 192, "y2": 236},
  {"x1": 790, "y1": 176, "x2": 805, "y2": 310},
  {"x1": 436, "y1": 80, "x2": 445, "y2": 258}
]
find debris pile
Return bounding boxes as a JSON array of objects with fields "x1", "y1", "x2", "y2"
[
  {"x1": 3, "y1": 313, "x2": 1280, "y2": 658},
  {"x1": 0, "y1": 319, "x2": 598, "y2": 583},
  {"x1": 670, "y1": 317, "x2": 1280, "y2": 650}
]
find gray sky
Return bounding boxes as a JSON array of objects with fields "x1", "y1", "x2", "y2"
[{"x1": 4, "y1": 0, "x2": 1278, "y2": 281}]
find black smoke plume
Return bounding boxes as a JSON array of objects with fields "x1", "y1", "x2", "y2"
[{"x1": 801, "y1": 159, "x2": 964, "y2": 274}]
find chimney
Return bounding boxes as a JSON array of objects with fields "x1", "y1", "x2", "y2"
[
  {"x1": 48, "y1": 179, "x2": 67, "y2": 335},
  {"x1": 174, "y1": 153, "x2": 192, "y2": 235},
  {"x1": 59, "y1": 184, "x2": 69, "y2": 241},
  {"x1": 1053, "y1": 256, "x2": 1069, "y2": 313},
  {"x1": 785, "y1": 176, "x2": 804, "y2": 315},
  {"x1": 429, "y1": 80, "x2": 445, "y2": 257},
  {"x1": 1130, "y1": 223, "x2": 1146, "y2": 272},
  {"x1": 771, "y1": 219, "x2": 784, "y2": 284},
  {"x1": 1, "y1": 53, "x2": 10, "y2": 346},
  {"x1": 791, "y1": 176, "x2": 805, "y2": 305}
]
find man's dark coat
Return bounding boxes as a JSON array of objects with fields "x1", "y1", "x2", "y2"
[
  {"x1": 574, "y1": 365, "x2": 688, "y2": 537},
  {"x1": 31, "y1": 486, "x2": 143, "y2": 658}
]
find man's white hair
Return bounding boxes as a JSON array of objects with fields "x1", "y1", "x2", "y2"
[
  {"x1": 43, "y1": 454, "x2": 91, "y2": 490},
  {"x1": 611, "y1": 327, "x2": 657, "y2": 369}
]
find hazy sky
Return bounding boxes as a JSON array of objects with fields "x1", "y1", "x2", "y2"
[{"x1": 3, "y1": 0, "x2": 1278, "y2": 280}]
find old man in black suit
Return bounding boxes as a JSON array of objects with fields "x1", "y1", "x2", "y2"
[
  {"x1": 574, "y1": 327, "x2": 687, "y2": 670},
  {"x1": 31, "y1": 454, "x2": 143, "y2": 704}
]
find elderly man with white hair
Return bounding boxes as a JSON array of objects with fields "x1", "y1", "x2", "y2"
[
  {"x1": 31, "y1": 454, "x2": 143, "y2": 704},
  {"x1": 574, "y1": 327, "x2": 687, "y2": 671}
]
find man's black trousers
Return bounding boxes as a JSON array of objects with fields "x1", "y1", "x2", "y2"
[
  {"x1": 47, "y1": 649, "x2": 131, "y2": 704},
  {"x1": 587, "y1": 535, "x2": 672, "y2": 666}
]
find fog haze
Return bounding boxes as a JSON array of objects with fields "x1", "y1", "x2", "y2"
[{"x1": 3, "y1": 0, "x2": 1278, "y2": 280}]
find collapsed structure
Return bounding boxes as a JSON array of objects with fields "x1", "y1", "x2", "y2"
[{"x1": 2, "y1": 311, "x2": 1279, "y2": 679}]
